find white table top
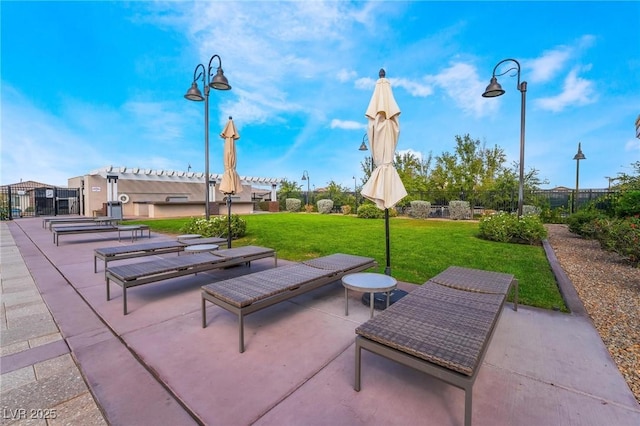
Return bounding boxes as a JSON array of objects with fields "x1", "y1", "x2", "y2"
[
  {"x1": 184, "y1": 244, "x2": 219, "y2": 253},
  {"x1": 341, "y1": 272, "x2": 397, "y2": 293}
]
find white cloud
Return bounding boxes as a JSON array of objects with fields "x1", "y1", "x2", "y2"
[
  {"x1": 625, "y1": 138, "x2": 640, "y2": 152},
  {"x1": 431, "y1": 62, "x2": 495, "y2": 117},
  {"x1": 528, "y1": 47, "x2": 571, "y2": 83},
  {"x1": 527, "y1": 35, "x2": 595, "y2": 83},
  {"x1": 535, "y1": 67, "x2": 596, "y2": 112},
  {"x1": 389, "y1": 78, "x2": 433, "y2": 97},
  {"x1": 330, "y1": 119, "x2": 365, "y2": 130},
  {"x1": 337, "y1": 69, "x2": 357, "y2": 83}
]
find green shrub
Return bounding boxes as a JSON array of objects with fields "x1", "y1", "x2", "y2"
[
  {"x1": 179, "y1": 215, "x2": 247, "y2": 239},
  {"x1": 449, "y1": 200, "x2": 470, "y2": 220},
  {"x1": 614, "y1": 190, "x2": 640, "y2": 218},
  {"x1": 522, "y1": 205, "x2": 541, "y2": 216},
  {"x1": 591, "y1": 216, "x2": 640, "y2": 265},
  {"x1": 478, "y1": 211, "x2": 547, "y2": 245},
  {"x1": 539, "y1": 206, "x2": 568, "y2": 224},
  {"x1": 341, "y1": 205, "x2": 352, "y2": 215},
  {"x1": 317, "y1": 199, "x2": 333, "y2": 214},
  {"x1": 356, "y1": 204, "x2": 399, "y2": 219},
  {"x1": 357, "y1": 203, "x2": 385, "y2": 219},
  {"x1": 567, "y1": 209, "x2": 607, "y2": 237},
  {"x1": 408, "y1": 200, "x2": 430, "y2": 219},
  {"x1": 285, "y1": 198, "x2": 302, "y2": 212}
]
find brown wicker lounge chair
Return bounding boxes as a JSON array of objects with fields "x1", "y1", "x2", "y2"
[
  {"x1": 355, "y1": 266, "x2": 518, "y2": 426},
  {"x1": 105, "y1": 245, "x2": 276, "y2": 314},
  {"x1": 93, "y1": 237, "x2": 228, "y2": 272},
  {"x1": 201, "y1": 253, "x2": 377, "y2": 352}
]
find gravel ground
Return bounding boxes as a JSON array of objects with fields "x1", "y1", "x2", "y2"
[{"x1": 545, "y1": 224, "x2": 640, "y2": 403}]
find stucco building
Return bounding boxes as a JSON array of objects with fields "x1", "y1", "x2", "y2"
[{"x1": 68, "y1": 166, "x2": 281, "y2": 218}]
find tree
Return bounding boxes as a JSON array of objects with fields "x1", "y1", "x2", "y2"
[
  {"x1": 616, "y1": 161, "x2": 640, "y2": 190},
  {"x1": 394, "y1": 151, "x2": 430, "y2": 203},
  {"x1": 277, "y1": 178, "x2": 303, "y2": 208},
  {"x1": 316, "y1": 180, "x2": 352, "y2": 209}
]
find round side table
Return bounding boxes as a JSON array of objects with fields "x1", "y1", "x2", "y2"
[
  {"x1": 342, "y1": 272, "x2": 397, "y2": 318},
  {"x1": 183, "y1": 244, "x2": 219, "y2": 254}
]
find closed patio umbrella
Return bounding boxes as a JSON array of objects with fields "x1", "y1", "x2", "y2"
[
  {"x1": 220, "y1": 116, "x2": 243, "y2": 248},
  {"x1": 361, "y1": 69, "x2": 407, "y2": 277}
]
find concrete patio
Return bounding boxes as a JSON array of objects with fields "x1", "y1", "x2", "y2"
[{"x1": 1, "y1": 217, "x2": 639, "y2": 425}]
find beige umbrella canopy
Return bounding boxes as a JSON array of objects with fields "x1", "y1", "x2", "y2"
[
  {"x1": 361, "y1": 69, "x2": 407, "y2": 277},
  {"x1": 219, "y1": 116, "x2": 243, "y2": 195},
  {"x1": 219, "y1": 116, "x2": 242, "y2": 248},
  {"x1": 361, "y1": 69, "x2": 407, "y2": 209}
]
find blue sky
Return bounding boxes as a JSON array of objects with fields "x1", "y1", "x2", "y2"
[{"x1": 2, "y1": 1, "x2": 639, "y2": 192}]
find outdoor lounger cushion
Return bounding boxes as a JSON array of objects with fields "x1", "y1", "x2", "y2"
[
  {"x1": 201, "y1": 253, "x2": 377, "y2": 352},
  {"x1": 93, "y1": 237, "x2": 228, "y2": 272},
  {"x1": 354, "y1": 266, "x2": 517, "y2": 426},
  {"x1": 106, "y1": 245, "x2": 276, "y2": 314}
]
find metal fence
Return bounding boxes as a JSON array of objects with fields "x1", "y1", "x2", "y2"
[
  {"x1": 354, "y1": 188, "x2": 619, "y2": 216},
  {"x1": 403, "y1": 188, "x2": 619, "y2": 214},
  {"x1": 1, "y1": 185, "x2": 81, "y2": 220}
]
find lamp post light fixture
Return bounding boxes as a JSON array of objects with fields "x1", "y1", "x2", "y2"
[
  {"x1": 184, "y1": 54, "x2": 231, "y2": 220},
  {"x1": 359, "y1": 132, "x2": 374, "y2": 173},
  {"x1": 573, "y1": 143, "x2": 586, "y2": 213},
  {"x1": 482, "y1": 58, "x2": 527, "y2": 217},
  {"x1": 301, "y1": 170, "x2": 310, "y2": 206}
]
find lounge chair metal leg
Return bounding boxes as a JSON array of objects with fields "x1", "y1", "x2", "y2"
[
  {"x1": 123, "y1": 287, "x2": 128, "y2": 315},
  {"x1": 354, "y1": 337, "x2": 362, "y2": 391},
  {"x1": 239, "y1": 313, "x2": 245, "y2": 353},
  {"x1": 464, "y1": 388, "x2": 472, "y2": 426},
  {"x1": 106, "y1": 278, "x2": 110, "y2": 301},
  {"x1": 202, "y1": 297, "x2": 207, "y2": 328}
]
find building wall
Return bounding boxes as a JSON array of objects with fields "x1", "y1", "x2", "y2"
[{"x1": 69, "y1": 167, "x2": 279, "y2": 218}]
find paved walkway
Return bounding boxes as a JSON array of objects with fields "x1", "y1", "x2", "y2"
[
  {"x1": 1, "y1": 218, "x2": 639, "y2": 426},
  {"x1": 1, "y1": 222, "x2": 106, "y2": 425}
]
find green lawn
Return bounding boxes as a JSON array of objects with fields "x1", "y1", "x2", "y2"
[{"x1": 127, "y1": 213, "x2": 567, "y2": 311}]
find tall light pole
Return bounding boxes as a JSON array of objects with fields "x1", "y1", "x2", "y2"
[
  {"x1": 184, "y1": 54, "x2": 231, "y2": 220},
  {"x1": 482, "y1": 58, "x2": 527, "y2": 217},
  {"x1": 301, "y1": 170, "x2": 310, "y2": 207},
  {"x1": 573, "y1": 143, "x2": 586, "y2": 213},
  {"x1": 353, "y1": 176, "x2": 357, "y2": 212}
]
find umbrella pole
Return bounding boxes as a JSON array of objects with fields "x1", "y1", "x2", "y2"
[
  {"x1": 384, "y1": 208, "x2": 391, "y2": 275},
  {"x1": 226, "y1": 195, "x2": 232, "y2": 248}
]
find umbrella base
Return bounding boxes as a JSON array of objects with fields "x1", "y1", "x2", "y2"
[{"x1": 361, "y1": 289, "x2": 408, "y2": 311}]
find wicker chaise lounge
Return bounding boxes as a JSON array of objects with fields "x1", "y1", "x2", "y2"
[
  {"x1": 201, "y1": 253, "x2": 377, "y2": 353},
  {"x1": 52, "y1": 224, "x2": 150, "y2": 245},
  {"x1": 106, "y1": 245, "x2": 276, "y2": 315},
  {"x1": 355, "y1": 266, "x2": 518, "y2": 426},
  {"x1": 93, "y1": 237, "x2": 228, "y2": 272}
]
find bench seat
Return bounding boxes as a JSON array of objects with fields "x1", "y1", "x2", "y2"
[
  {"x1": 93, "y1": 237, "x2": 228, "y2": 272},
  {"x1": 52, "y1": 224, "x2": 150, "y2": 245},
  {"x1": 105, "y1": 245, "x2": 276, "y2": 314},
  {"x1": 354, "y1": 266, "x2": 517, "y2": 426},
  {"x1": 202, "y1": 253, "x2": 377, "y2": 352}
]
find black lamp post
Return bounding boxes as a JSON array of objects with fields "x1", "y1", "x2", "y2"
[
  {"x1": 482, "y1": 58, "x2": 527, "y2": 217},
  {"x1": 573, "y1": 143, "x2": 586, "y2": 213},
  {"x1": 301, "y1": 170, "x2": 310, "y2": 206},
  {"x1": 184, "y1": 54, "x2": 231, "y2": 220},
  {"x1": 353, "y1": 176, "x2": 358, "y2": 212}
]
